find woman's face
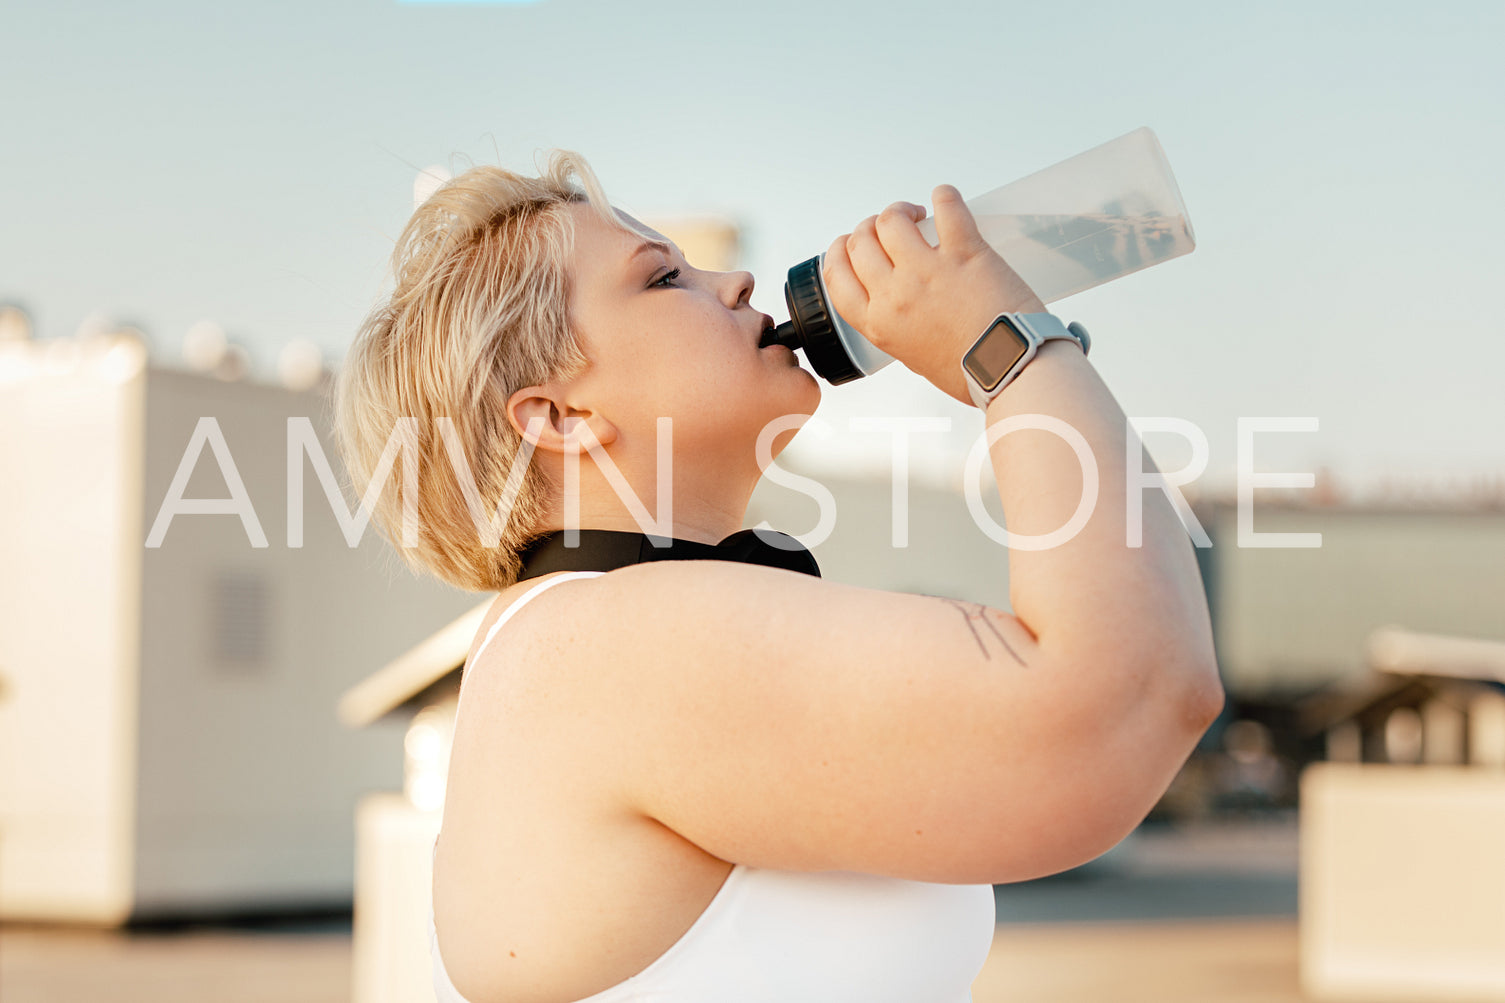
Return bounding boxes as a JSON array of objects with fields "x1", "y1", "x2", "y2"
[{"x1": 563, "y1": 203, "x2": 820, "y2": 466}]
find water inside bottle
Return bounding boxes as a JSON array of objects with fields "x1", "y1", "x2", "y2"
[{"x1": 916, "y1": 212, "x2": 1194, "y2": 304}]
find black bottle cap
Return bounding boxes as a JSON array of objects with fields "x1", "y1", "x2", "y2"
[{"x1": 778, "y1": 256, "x2": 863, "y2": 385}]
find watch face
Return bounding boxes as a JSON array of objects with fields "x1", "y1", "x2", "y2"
[{"x1": 964, "y1": 316, "x2": 1031, "y2": 391}]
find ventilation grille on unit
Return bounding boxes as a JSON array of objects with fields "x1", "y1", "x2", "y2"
[{"x1": 211, "y1": 570, "x2": 268, "y2": 669}]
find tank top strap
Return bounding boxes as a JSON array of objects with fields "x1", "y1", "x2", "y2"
[{"x1": 470, "y1": 570, "x2": 606, "y2": 669}]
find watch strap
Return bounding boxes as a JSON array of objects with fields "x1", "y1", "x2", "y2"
[
  {"x1": 1020, "y1": 312, "x2": 1090, "y2": 354},
  {"x1": 962, "y1": 312, "x2": 1090, "y2": 410}
]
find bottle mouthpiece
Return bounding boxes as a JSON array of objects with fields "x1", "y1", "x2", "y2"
[{"x1": 760, "y1": 321, "x2": 798, "y2": 350}]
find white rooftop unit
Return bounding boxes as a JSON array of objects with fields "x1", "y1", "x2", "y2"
[{"x1": 0, "y1": 338, "x2": 475, "y2": 923}]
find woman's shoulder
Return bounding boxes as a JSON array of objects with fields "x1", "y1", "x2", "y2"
[
  {"x1": 484, "y1": 560, "x2": 830, "y2": 643},
  {"x1": 459, "y1": 559, "x2": 835, "y2": 718}
]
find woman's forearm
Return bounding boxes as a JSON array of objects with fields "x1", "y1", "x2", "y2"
[{"x1": 984, "y1": 339, "x2": 1222, "y2": 718}]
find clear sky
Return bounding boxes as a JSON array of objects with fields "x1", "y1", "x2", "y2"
[{"x1": 3, "y1": 0, "x2": 1501, "y2": 493}]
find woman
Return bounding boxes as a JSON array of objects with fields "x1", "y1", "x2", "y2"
[{"x1": 335, "y1": 151, "x2": 1222, "y2": 1003}]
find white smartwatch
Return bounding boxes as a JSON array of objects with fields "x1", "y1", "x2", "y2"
[{"x1": 960, "y1": 312, "x2": 1091, "y2": 410}]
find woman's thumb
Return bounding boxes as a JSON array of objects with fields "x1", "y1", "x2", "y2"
[{"x1": 931, "y1": 184, "x2": 984, "y2": 251}]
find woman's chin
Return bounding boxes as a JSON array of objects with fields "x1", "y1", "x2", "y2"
[
  {"x1": 733, "y1": 363, "x2": 820, "y2": 445},
  {"x1": 786, "y1": 362, "x2": 822, "y2": 406},
  {"x1": 801, "y1": 375, "x2": 823, "y2": 412}
]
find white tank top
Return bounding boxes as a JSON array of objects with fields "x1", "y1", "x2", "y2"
[{"x1": 429, "y1": 570, "x2": 997, "y2": 1002}]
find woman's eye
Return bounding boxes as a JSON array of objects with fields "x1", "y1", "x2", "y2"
[{"x1": 649, "y1": 267, "x2": 682, "y2": 289}]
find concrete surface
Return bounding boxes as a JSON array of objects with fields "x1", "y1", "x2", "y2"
[
  {"x1": 0, "y1": 917, "x2": 1308, "y2": 1003},
  {"x1": 1, "y1": 817, "x2": 1306, "y2": 1002}
]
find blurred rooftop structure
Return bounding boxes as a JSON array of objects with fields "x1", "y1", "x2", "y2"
[{"x1": 0, "y1": 336, "x2": 475, "y2": 924}]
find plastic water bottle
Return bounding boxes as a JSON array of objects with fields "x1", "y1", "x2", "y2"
[{"x1": 760, "y1": 127, "x2": 1196, "y2": 384}]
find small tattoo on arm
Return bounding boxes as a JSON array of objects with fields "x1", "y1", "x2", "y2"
[{"x1": 936, "y1": 598, "x2": 1025, "y2": 666}]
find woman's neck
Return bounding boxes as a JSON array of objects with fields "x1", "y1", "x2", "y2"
[{"x1": 541, "y1": 482, "x2": 753, "y2": 546}]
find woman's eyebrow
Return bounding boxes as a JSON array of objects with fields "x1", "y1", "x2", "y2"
[{"x1": 627, "y1": 238, "x2": 675, "y2": 266}]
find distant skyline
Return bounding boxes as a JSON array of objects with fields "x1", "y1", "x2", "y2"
[{"x1": 3, "y1": 0, "x2": 1501, "y2": 492}]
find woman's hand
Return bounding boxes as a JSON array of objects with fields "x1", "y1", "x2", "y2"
[{"x1": 822, "y1": 185, "x2": 1046, "y2": 405}]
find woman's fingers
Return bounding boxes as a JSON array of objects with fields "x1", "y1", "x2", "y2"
[
  {"x1": 873, "y1": 201, "x2": 931, "y2": 264},
  {"x1": 821, "y1": 233, "x2": 869, "y2": 332},
  {"x1": 823, "y1": 193, "x2": 976, "y2": 357},
  {"x1": 930, "y1": 184, "x2": 987, "y2": 254},
  {"x1": 845, "y1": 214, "x2": 893, "y2": 287}
]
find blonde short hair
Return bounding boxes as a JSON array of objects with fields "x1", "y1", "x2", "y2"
[{"x1": 334, "y1": 150, "x2": 628, "y2": 592}]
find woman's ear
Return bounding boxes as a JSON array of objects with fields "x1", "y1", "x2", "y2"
[{"x1": 507, "y1": 384, "x2": 619, "y2": 456}]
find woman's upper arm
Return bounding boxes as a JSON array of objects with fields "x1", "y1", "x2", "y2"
[{"x1": 537, "y1": 560, "x2": 1207, "y2": 886}]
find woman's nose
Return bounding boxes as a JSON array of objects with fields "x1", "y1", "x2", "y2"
[{"x1": 720, "y1": 269, "x2": 754, "y2": 310}]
